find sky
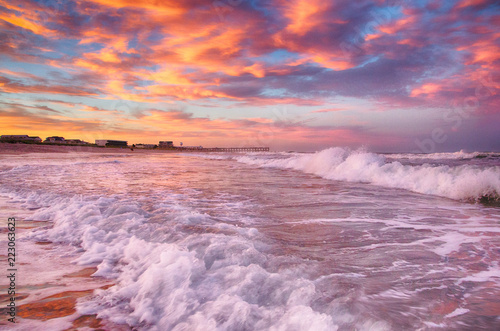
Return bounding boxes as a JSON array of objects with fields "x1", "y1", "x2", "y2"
[{"x1": 0, "y1": 0, "x2": 499, "y2": 152}]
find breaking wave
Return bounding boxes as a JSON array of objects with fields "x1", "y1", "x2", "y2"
[
  {"x1": 228, "y1": 148, "x2": 500, "y2": 202},
  {"x1": 9, "y1": 189, "x2": 343, "y2": 331}
]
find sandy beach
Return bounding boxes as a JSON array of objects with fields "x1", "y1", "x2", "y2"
[{"x1": 0, "y1": 143, "x2": 176, "y2": 155}]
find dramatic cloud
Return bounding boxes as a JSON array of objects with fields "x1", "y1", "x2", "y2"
[{"x1": 0, "y1": 0, "x2": 498, "y2": 151}]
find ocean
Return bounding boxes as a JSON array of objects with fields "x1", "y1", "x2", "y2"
[{"x1": 1, "y1": 147, "x2": 499, "y2": 330}]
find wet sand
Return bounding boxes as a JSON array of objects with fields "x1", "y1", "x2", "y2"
[{"x1": 0, "y1": 197, "x2": 122, "y2": 329}]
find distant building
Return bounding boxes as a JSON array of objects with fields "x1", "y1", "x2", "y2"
[
  {"x1": 135, "y1": 144, "x2": 156, "y2": 149},
  {"x1": 159, "y1": 141, "x2": 174, "y2": 148},
  {"x1": 95, "y1": 139, "x2": 128, "y2": 147},
  {"x1": 1, "y1": 135, "x2": 42, "y2": 143},
  {"x1": 65, "y1": 139, "x2": 89, "y2": 145},
  {"x1": 44, "y1": 136, "x2": 66, "y2": 144},
  {"x1": 1, "y1": 135, "x2": 30, "y2": 141}
]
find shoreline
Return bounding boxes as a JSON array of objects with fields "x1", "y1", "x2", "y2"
[
  {"x1": 0, "y1": 195, "x2": 124, "y2": 329},
  {"x1": 0, "y1": 143, "x2": 271, "y2": 155},
  {"x1": 0, "y1": 143, "x2": 179, "y2": 155}
]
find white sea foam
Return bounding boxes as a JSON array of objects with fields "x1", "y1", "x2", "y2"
[
  {"x1": 14, "y1": 189, "x2": 344, "y2": 330},
  {"x1": 385, "y1": 150, "x2": 483, "y2": 160},
  {"x1": 456, "y1": 264, "x2": 500, "y2": 285},
  {"x1": 445, "y1": 308, "x2": 470, "y2": 318},
  {"x1": 215, "y1": 147, "x2": 500, "y2": 201}
]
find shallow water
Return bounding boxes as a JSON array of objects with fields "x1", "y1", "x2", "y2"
[{"x1": 0, "y1": 149, "x2": 499, "y2": 330}]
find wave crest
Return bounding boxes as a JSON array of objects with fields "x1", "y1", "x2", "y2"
[{"x1": 233, "y1": 148, "x2": 500, "y2": 202}]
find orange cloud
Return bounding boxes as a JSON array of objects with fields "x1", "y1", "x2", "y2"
[
  {"x1": 0, "y1": 75, "x2": 99, "y2": 96},
  {"x1": 310, "y1": 54, "x2": 353, "y2": 71},
  {"x1": 378, "y1": 16, "x2": 417, "y2": 35},
  {"x1": 282, "y1": 0, "x2": 322, "y2": 35},
  {"x1": 410, "y1": 82, "x2": 442, "y2": 97},
  {"x1": 88, "y1": 0, "x2": 187, "y2": 16},
  {"x1": 272, "y1": 37, "x2": 355, "y2": 71},
  {"x1": 0, "y1": 0, "x2": 59, "y2": 36},
  {"x1": 0, "y1": 102, "x2": 104, "y2": 138},
  {"x1": 144, "y1": 85, "x2": 236, "y2": 101},
  {"x1": 458, "y1": 33, "x2": 500, "y2": 69},
  {"x1": 0, "y1": 12, "x2": 51, "y2": 35},
  {"x1": 455, "y1": 0, "x2": 488, "y2": 9},
  {"x1": 270, "y1": 0, "x2": 354, "y2": 70}
]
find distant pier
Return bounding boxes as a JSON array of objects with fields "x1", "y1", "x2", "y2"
[{"x1": 178, "y1": 147, "x2": 270, "y2": 152}]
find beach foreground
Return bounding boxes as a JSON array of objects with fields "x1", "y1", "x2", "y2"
[
  {"x1": 0, "y1": 143, "x2": 153, "y2": 155},
  {"x1": 0, "y1": 148, "x2": 499, "y2": 330}
]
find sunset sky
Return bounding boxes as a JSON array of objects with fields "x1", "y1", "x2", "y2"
[{"x1": 0, "y1": 0, "x2": 499, "y2": 152}]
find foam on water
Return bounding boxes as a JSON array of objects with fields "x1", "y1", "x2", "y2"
[
  {"x1": 205, "y1": 147, "x2": 500, "y2": 201},
  {"x1": 2, "y1": 151, "x2": 500, "y2": 330},
  {"x1": 385, "y1": 150, "x2": 483, "y2": 160},
  {"x1": 10, "y1": 188, "x2": 342, "y2": 330}
]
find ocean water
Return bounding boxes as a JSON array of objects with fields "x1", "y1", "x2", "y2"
[{"x1": 1, "y1": 148, "x2": 500, "y2": 330}]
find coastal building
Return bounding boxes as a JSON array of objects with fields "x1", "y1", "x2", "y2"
[
  {"x1": 95, "y1": 139, "x2": 128, "y2": 147},
  {"x1": 44, "y1": 136, "x2": 66, "y2": 143},
  {"x1": 159, "y1": 141, "x2": 174, "y2": 148},
  {"x1": 0, "y1": 135, "x2": 42, "y2": 143},
  {"x1": 65, "y1": 139, "x2": 89, "y2": 145},
  {"x1": 135, "y1": 144, "x2": 156, "y2": 149}
]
